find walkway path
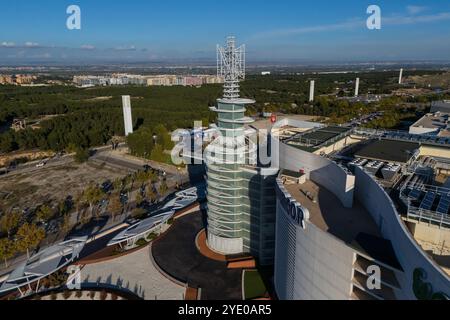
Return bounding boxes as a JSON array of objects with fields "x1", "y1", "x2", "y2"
[{"x1": 80, "y1": 246, "x2": 185, "y2": 300}]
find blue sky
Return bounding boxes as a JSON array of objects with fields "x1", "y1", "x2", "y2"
[{"x1": 1, "y1": 0, "x2": 450, "y2": 63}]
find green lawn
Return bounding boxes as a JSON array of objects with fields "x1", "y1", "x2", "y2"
[{"x1": 243, "y1": 270, "x2": 267, "y2": 300}]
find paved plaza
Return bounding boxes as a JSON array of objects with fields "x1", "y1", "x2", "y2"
[{"x1": 80, "y1": 246, "x2": 185, "y2": 300}]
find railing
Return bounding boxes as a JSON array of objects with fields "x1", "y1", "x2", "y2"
[
  {"x1": 353, "y1": 128, "x2": 450, "y2": 147},
  {"x1": 407, "y1": 207, "x2": 450, "y2": 229},
  {"x1": 399, "y1": 183, "x2": 450, "y2": 229}
]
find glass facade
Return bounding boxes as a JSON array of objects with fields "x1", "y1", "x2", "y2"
[{"x1": 206, "y1": 98, "x2": 278, "y2": 265}]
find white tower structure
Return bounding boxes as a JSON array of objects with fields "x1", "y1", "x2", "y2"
[
  {"x1": 205, "y1": 37, "x2": 279, "y2": 263},
  {"x1": 122, "y1": 95, "x2": 133, "y2": 136},
  {"x1": 309, "y1": 80, "x2": 315, "y2": 102},
  {"x1": 399, "y1": 68, "x2": 404, "y2": 85},
  {"x1": 355, "y1": 77, "x2": 360, "y2": 97}
]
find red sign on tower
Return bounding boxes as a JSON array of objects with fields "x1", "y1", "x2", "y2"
[{"x1": 270, "y1": 113, "x2": 277, "y2": 124}]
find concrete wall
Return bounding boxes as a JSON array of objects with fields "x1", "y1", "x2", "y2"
[
  {"x1": 271, "y1": 118, "x2": 354, "y2": 208},
  {"x1": 354, "y1": 166, "x2": 450, "y2": 299},
  {"x1": 274, "y1": 192, "x2": 355, "y2": 300},
  {"x1": 407, "y1": 221, "x2": 450, "y2": 249},
  {"x1": 409, "y1": 126, "x2": 438, "y2": 136},
  {"x1": 315, "y1": 136, "x2": 363, "y2": 156},
  {"x1": 420, "y1": 145, "x2": 450, "y2": 159},
  {"x1": 272, "y1": 137, "x2": 354, "y2": 208}
]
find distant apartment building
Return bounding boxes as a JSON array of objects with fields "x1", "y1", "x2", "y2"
[
  {"x1": 73, "y1": 74, "x2": 223, "y2": 88},
  {"x1": 409, "y1": 101, "x2": 450, "y2": 137},
  {"x1": 0, "y1": 74, "x2": 36, "y2": 85},
  {"x1": 0, "y1": 75, "x2": 14, "y2": 84}
]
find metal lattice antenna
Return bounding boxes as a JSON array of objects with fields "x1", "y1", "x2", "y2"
[{"x1": 217, "y1": 36, "x2": 245, "y2": 99}]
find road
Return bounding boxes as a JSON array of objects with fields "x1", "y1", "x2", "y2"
[{"x1": 0, "y1": 145, "x2": 118, "y2": 177}]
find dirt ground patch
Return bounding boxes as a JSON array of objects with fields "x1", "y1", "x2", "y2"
[
  {"x1": 0, "y1": 150, "x2": 55, "y2": 167},
  {"x1": 0, "y1": 161, "x2": 128, "y2": 210}
]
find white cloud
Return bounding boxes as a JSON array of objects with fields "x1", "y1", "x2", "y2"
[
  {"x1": 24, "y1": 42, "x2": 40, "y2": 48},
  {"x1": 81, "y1": 44, "x2": 95, "y2": 50},
  {"x1": 1, "y1": 42, "x2": 16, "y2": 47},
  {"x1": 252, "y1": 10, "x2": 450, "y2": 39},
  {"x1": 252, "y1": 19, "x2": 364, "y2": 39},
  {"x1": 384, "y1": 12, "x2": 450, "y2": 25},
  {"x1": 407, "y1": 5, "x2": 428, "y2": 15},
  {"x1": 114, "y1": 45, "x2": 137, "y2": 51}
]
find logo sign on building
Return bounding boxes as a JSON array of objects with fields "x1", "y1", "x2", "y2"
[
  {"x1": 276, "y1": 180, "x2": 308, "y2": 229},
  {"x1": 271, "y1": 113, "x2": 277, "y2": 124}
]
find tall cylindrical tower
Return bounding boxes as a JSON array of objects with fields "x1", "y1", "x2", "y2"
[{"x1": 205, "y1": 36, "x2": 257, "y2": 254}]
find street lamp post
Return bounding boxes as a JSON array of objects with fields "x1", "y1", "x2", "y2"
[{"x1": 177, "y1": 167, "x2": 182, "y2": 188}]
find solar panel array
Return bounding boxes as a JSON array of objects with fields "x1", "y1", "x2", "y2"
[
  {"x1": 354, "y1": 128, "x2": 450, "y2": 147},
  {"x1": 383, "y1": 131, "x2": 450, "y2": 146},
  {"x1": 408, "y1": 189, "x2": 423, "y2": 201},
  {"x1": 405, "y1": 187, "x2": 450, "y2": 216},
  {"x1": 420, "y1": 192, "x2": 436, "y2": 211},
  {"x1": 437, "y1": 195, "x2": 450, "y2": 215}
]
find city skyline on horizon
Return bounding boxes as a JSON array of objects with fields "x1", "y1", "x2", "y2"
[{"x1": 1, "y1": 1, "x2": 450, "y2": 64}]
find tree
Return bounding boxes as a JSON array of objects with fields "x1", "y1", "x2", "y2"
[
  {"x1": 150, "y1": 144, "x2": 166, "y2": 163},
  {"x1": 153, "y1": 124, "x2": 174, "y2": 150},
  {"x1": 146, "y1": 186, "x2": 157, "y2": 203},
  {"x1": 58, "y1": 199, "x2": 72, "y2": 216},
  {"x1": 36, "y1": 205, "x2": 53, "y2": 223},
  {"x1": 16, "y1": 223, "x2": 46, "y2": 258},
  {"x1": 135, "y1": 193, "x2": 143, "y2": 207},
  {"x1": 113, "y1": 178, "x2": 122, "y2": 192},
  {"x1": 61, "y1": 214, "x2": 72, "y2": 235},
  {"x1": 131, "y1": 208, "x2": 147, "y2": 220},
  {"x1": 0, "y1": 210, "x2": 21, "y2": 238},
  {"x1": 148, "y1": 171, "x2": 158, "y2": 184},
  {"x1": 135, "y1": 170, "x2": 149, "y2": 186},
  {"x1": 82, "y1": 184, "x2": 104, "y2": 219},
  {"x1": 107, "y1": 194, "x2": 123, "y2": 221},
  {"x1": 158, "y1": 181, "x2": 168, "y2": 198},
  {"x1": 74, "y1": 148, "x2": 90, "y2": 163},
  {"x1": 0, "y1": 238, "x2": 14, "y2": 268}
]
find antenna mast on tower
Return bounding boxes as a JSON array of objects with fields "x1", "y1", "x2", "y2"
[{"x1": 217, "y1": 36, "x2": 246, "y2": 100}]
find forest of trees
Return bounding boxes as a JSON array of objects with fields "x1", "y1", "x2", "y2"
[
  {"x1": 0, "y1": 70, "x2": 448, "y2": 155},
  {"x1": 0, "y1": 84, "x2": 216, "y2": 154}
]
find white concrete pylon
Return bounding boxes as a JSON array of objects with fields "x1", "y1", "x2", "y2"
[
  {"x1": 122, "y1": 95, "x2": 133, "y2": 136},
  {"x1": 309, "y1": 80, "x2": 315, "y2": 102}
]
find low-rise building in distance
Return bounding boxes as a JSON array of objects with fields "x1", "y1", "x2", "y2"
[{"x1": 73, "y1": 74, "x2": 223, "y2": 88}]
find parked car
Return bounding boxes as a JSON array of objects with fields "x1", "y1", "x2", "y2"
[{"x1": 36, "y1": 161, "x2": 46, "y2": 168}]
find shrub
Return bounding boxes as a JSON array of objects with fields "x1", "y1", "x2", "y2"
[
  {"x1": 135, "y1": 238, "x2": 148, "y2": 247},
  {"x1": 112, "y1": 246, "x2": 125, "y2": 256},
  {"x1": 74, "y1": 148, "x2": 90, "y2": 163},
  {"x1": 89, "y1": 291, "x2": 96, "y2": 300},
  {"x1": 50, "y1": 292, "x2": 58, "y2": 300},
  {"x1": 131, "y1": 208, "x2": 147, "y2": 220},
  {"x1": 75, "y1": 290, "x2": 83, "y2": 299},
  {"x1": 62, "y1": 291, "x2": 72, "y2": 300},
  {"x1": 111, "y1": 293, "x2": 118, "y2": 301},
  {"x1": 100, "y1": 290, "x2": 108, "y2": 300},
  {"x1": 146, "y1": 232, "x2": 158, "y2": 241},
  {"x1": 47, "y1": 270, "x2": 69, "y2": 288}
]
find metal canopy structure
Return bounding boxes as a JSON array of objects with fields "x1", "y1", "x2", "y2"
[
  {"x1": 108, "y1": 186, "x2": 201, "y2": 247},
  {"x1": 108, "y1": 210, "x2": 175, "y2": 247},
  {"x1": 161, "y1": 186, "x2": 200, "y2": 211},
  {"x1": 0, "y1": 237, "x2": 87, "y2": 295}
]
